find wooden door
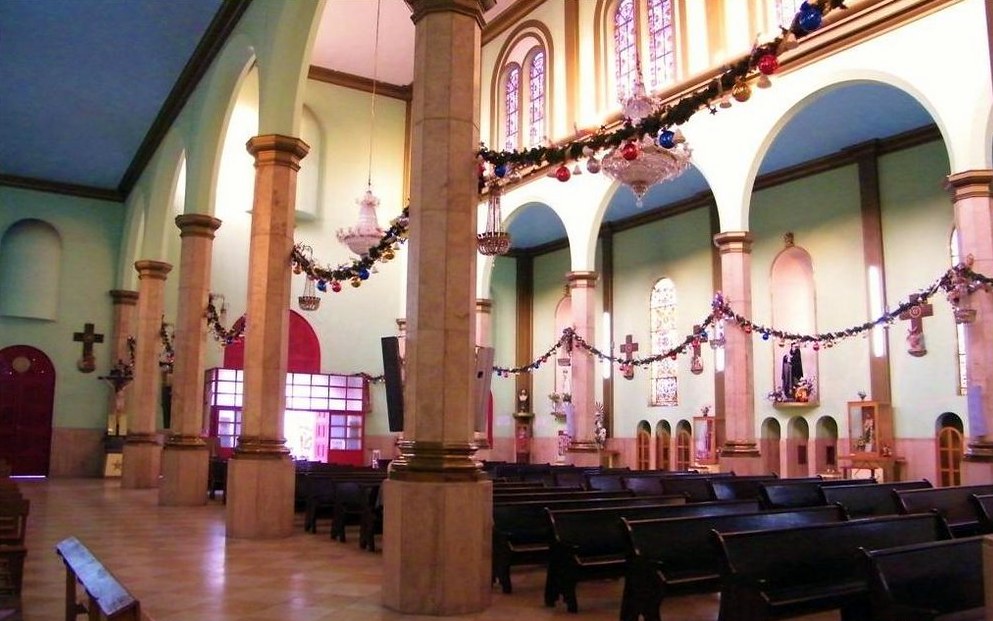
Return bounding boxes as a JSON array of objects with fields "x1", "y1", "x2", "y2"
[
  {"x1": 675, "y1": 429, "x2": 692, "y2": 471},
  {"x1": 0, "y1": 346, "x2": 55, "y2": 475},
  {"x1": 656, "y1": 429, "x2": 671, "y2": 471},
  {"x1": 938, "y1": 426, "x2": 963, "y2": 487},
  {"x1": 636, "y1": 429, "x2": 650, "y2": 470}
]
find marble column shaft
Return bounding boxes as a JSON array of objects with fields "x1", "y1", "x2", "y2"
[
  {"x1": 108, "y1": 289, "x2": 138, "y2": 434},
  {"x1": 948, "y1": 171, "x2": 993, "y2": 478},
  {"x1": 566, "y1": 271, "x2": 599, "y2": 460},
  {"x1": 160, "y1": 214, "x2": 222, "y2": 506},
  {"x1": 714, "y1": 232, "x2": 761, "y2": 472},
  {"x1": 121, "y1": 260, "x2": 171, "y2": 489}
]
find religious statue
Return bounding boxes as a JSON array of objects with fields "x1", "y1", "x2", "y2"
[
  {"x1": 906, "y1": 323, "x2": 926, "y2": 357},
  {"x1": 780, "y1": 343, "x2": 804, "y2": 400},
  {"x1": 517, "y1": 388, "x2": 530, "y2": 413}
]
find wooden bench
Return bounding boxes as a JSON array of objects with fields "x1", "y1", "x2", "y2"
[
  {"x1": 299, "y1": 471, "x2": 386, "y2": 534},
  {"x1": 714, "y1": 513, "x2": 952, "y2": 621},
  {"x1": 709, "y1": 475, "x2": 779, "y2": 501},
  {"x1": 969, "y1": 493, "x2": 993, "y2": 533},
  {"x1": 862, "y1": 535, "x2": 985, "y2": 621},
  {"x1": 545, "y1": 499, "x2": 762, "y2": 612},
  {"x1": 0, "y1": 499, "x2": 29, "y2": 546},
  {"x1": 207, "y1": 457, "x2": 226, "y2": 501},
  {"x1": 620, "y1": 505, "x2": 848, "y2": 621},
  {"x1": 55, "y1": 537, "x2": 140, "y2": 621},
  {"x1": 820, "y1": 479, "x2": 932, "y2": 518},
  {"x1": 492, "y1": 495, "x2": 685, "y2": 594},
  {"x1": 895, "y1": 483, "x2": 993, "y2": 536}
]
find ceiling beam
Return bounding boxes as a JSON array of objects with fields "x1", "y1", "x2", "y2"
[{"x1": 0, "y1": 174, "x2": 124, "y2": 203}]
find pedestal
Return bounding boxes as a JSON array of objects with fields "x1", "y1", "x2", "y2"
[
  {"x1": 120, "y1": 438, "x2": 162, "y2": 489},
  {"x1": 159, "y1": 442, "x2": 209, "y2": 506},
  {"x1": 102, "y1": 434, "x2": 125, "y2": 478},
  {"x1": 225, "y1": 454, "x2": 294, "y2": 539},
  {"x1": 962, "y1": 446, "x2": 993, "y2": 484},
  {"x1": 382, "y1": 479, "x2": 492, "y2": 614},
  {"x1": 719, "y1": 451, "x2": 764, "y2": 476},
  {"x1": 567, "y1": 442, "x2": 601, "y2": 467}
]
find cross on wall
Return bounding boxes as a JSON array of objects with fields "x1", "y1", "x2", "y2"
[
  {"x1": 898, "y1": 294, "x2": 933, "y2": 357},
  {"x1": 73, "y1": 323, "x2": 104, "y2": 373},
  {"x1": 619, "y1": 335, "x2": 639, "y2": 380}
]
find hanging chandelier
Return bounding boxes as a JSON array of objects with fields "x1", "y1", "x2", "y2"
[
  {"x1": 600, "y1": 75, "x2": 692, "y2": 208},
  {"x1": 477, "y1": 184, "x2": 511, "y2": 256},
  {"x1": 336, "y1": 187, "x2": 386, "y2": 257}
]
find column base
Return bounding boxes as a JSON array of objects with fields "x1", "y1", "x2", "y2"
[
  {"x1": 566, "y1": 442, "x2": 602, "y2": 467},
  {"x1": 158, "y1": 441, "x2": 209, "y2": 506},
  {"x1": 121, "y1": 437, "x2": 162, "y2": 489},
  {"x1": 226, "y1": 454, "x2": 294, "y2": 539},
  {"x1": 719, "y1": 442, "x2": 763, "y2": 476},
  {"x1": 382, "y1": 478, "x2": 492, "y2": 615}
]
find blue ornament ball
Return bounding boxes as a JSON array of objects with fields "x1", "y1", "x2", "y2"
[
  {"x1": 761, "y1": 332, "x2": 770, "y2": 341},
  {"x1": 657, "y1": 129, "x2": 676, "y2": 149},
  {"x1": 798, "y1": 5, "x2": 822, "y2": 32},
  {"x1": 316, "y1": 280, "x2": 327, "y2": 292},
  {"x1": 494, "y1": 163, "x2": 507, "y2": 178},
  {"x1": 358, "y1": 268, "x2": 370, "y2": 280}
]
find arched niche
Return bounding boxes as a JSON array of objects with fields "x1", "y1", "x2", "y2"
[
  {"x1": 674, "y1": 419, "x2": 692, "y2": 471},
  {"x1": 553, "y1": 293, "x2": 573, "y2": 397},
  {"x1": 785, "y1": 416, "x2": 810, "y2": 478},
  {"x1": 0, "y1": 219, "x2": 61, "y2": 320},
  {"x1": 636, "y1": 420, "x2": 651, "y2": 470},
  {"x1": 770, "y1": 237, "x2": 818, "y2": 405},
  {"x1": 760, "y1": 417, "x2": 782, "y2": 476},
  {"x1": 936, "y1": 412, "x2": 964, "y2": 487},
  {"x1": 655, "y1": 420, "x2": 671, "y2": 471},
  {"x1": 295, "y1": 105, "x2": 323, "y2": 221},
  {"x1": 813, "y1": 415, "x2": 839, "y2": 475}
]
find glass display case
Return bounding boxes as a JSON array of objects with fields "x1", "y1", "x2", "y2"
[
  {"x1": 847, "y1": 400, "x2": 893, "y2": 458},
  {"x1": 693, "y1": 415, "x2": 717, "y2": 465}
]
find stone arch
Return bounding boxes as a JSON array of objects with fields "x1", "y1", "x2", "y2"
[
  {"x1": 785, "y1": 416, "x2": 810, "y2": 478},
  {"x1": 0, "y1": 219, "x2": 62, "y2": 320},
  {"x1": 760, "y1": 416, "x2": 781, "y2": 475},
  {"x1": 813, "y1": 415, "x2": 838, "y2": 475}
]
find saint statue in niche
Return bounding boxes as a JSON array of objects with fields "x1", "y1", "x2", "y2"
[
  {"x1": 780, "y1": 343, "x2": 804, "y2": 400},
  {"x1": 517, "y1": 389, "x2": 529, "y2": 413}
]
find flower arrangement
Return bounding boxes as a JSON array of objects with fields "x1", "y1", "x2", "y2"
[{"x1": 767, "y1": 377, "x2": 816, "y2": 403}]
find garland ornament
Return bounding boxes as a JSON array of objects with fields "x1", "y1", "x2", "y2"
[{"x1": 205, "y1": 293, "x2": 245, "y2": 346}]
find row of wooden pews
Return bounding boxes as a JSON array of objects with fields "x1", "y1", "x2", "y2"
[{"x1": 0, "y1": 465, "x2": 28, "y2": 620}]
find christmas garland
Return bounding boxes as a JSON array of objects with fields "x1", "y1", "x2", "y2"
[
  {"x1": 477, "y1": 1, "x2": 847, "y2": 175},
  {"x1": 492, "y1": 262, "x2": 991, "y2": 376},
  {"x1": 205, "y1": 295, "x2": 244, "y2": 346}
]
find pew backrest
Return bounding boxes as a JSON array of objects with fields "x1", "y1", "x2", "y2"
[
  {"x1": 0, "y1": 498, "x2": 29, "y2": 546},
  {"x1": 970, "y1": 493, "x2": 993, "y2": 533},
  {"x1": 56, "y1": 536, "x2": 140, "y2": 621},
  {"x1": 820, "y1": 480, "x2": 932, "y2": 518},
  {"x1": 757, "y1": 478, "x2": 828, "y2": 509},
  {"x1": 708, "y1": 475, "x2": 779, "y2": 501},
  {"x1": 659, "y1": 476, "x2": 717, "y2": 502},
  {"x1": 895, "y1": 484, "x2": 993, "y2": 535}
]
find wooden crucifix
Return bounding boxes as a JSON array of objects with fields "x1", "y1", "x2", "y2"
[
  {"x1": 73, "y1": 323, "x2": 104, "y2": 373},
  {"x1": 619, "y1": 335, "x2": 639, "y2": 380},
  {"x1": 899, "y1": 294, "x2": 933, "y2": 357},
  {"x1": 690, "y1": 324, "x2": 708, "y2": 375}
]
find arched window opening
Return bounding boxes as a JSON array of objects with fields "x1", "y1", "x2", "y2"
[
  {"x1": 646, "y1": 0, "x2": 675, "y2": 90},
  {"x1": 951, "y1": 229, "x2": 968, "y2": 395},
  {"x1": 937, "y1": 412, "x2": 964, "y2": 487},
  {"x1": 650, "y1": 278, "x2": 678, "y2": 406},
  {"x1": 636, "y1": 421, "x2": 651, "y2": 470},
  {"x1": 527, "y1": 49, "x2": 546, "y2": 148},
  {"x1": 613, "y1": 0, "x2": 638, "y2": 102},
  {"x1": 502, "y1": 63, "x2": 521, "y2": 150}
]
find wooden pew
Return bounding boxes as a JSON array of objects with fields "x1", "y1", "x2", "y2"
[
  {"x1": 492, "y1": 495, "x2": 685, "y2": 594},
  {"x1": 895, "y1": 483, "x2": 993, "y2": 536},
  {"x1": 493, "y1": 489, "x2": 632, "y2": 503},
  {"x1": 0, "y1": 495, "x2": 29, "y2": 609},
  {"x1": 207, "y1": 457, "x2": 226, "y2": 501},
  {"x1": 862, "y1": 535, "x2": 985, "y2": 621},
  {"x1": 708, "y1": 475, "x2": 779, "y2": 501},
  {"x1": 620, "y1": 505, "x2": 848, "y2": 621},
  {"x1": 55, "y1": 537, "x2": 140, "y2": 621},
  {"x1": 713, "y1": 513, "x2": 952, "y2": 621},
  {"x1": 0, "y1": 499, "x2": 29, "y2": 546},
  {"x1": 300, "y1": 471, "x2": 387, "y2": 534},
  {"x1": 658, "y1": 476, "x2": 718, "y2": 502},
  {"x1": 969, "y1": 493, "x2": 993, "y2": 533},
  {"x1": 820, "y1": 479, "x2": 932, "y2": 518},
  {"x1": 545, "y1": 499, "x2": 762, "y2": 612}
]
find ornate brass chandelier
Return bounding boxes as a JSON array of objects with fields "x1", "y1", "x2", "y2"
[{"x1": 477, "y1": 184, "x2": 511, "y2": 256}]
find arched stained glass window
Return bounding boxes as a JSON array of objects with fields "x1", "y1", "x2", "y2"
[
  {"x1": 613, "y1": 0, "x2": 638, "y2": 102},
  {"x1": 776, "y1": 0, "x2": 804, "y2": 28},
  {"x1": 650, "y1": 278, "x2": 678, "y2": 406},
  {"x1": 951, "y1": 228, "x2": 968, "y2": 395},
  {"x1": 527, "y1": 50, "x2": 545, "y2": 148},
  {"x1": 646, "y1": 0, "x2": 675, "y2": 90},
  {"x1": 503, "y1": 63, "x2": 521, "y2": 150}
]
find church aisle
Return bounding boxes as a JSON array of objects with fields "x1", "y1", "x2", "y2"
[{"x1": 15, "y1": 479, "x2": 838, "y2": 621}]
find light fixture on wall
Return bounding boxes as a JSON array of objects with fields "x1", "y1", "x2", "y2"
[
  {"x1": 477, "y1": 184, "x2": 511, "y2": 256},
  {"x1": 337, "y1": 0, "x2": 387, "y2": 258}
]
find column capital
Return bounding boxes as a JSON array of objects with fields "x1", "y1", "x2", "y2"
[
  {"x1": 134, "y1": 260, "x2": 173, "y2": 280},
  {"x1": 109, "y1": 289, "x2": 139, "y2": 305},
  {"x1": 713, "y1": 231, "x2": 754, "y2": 254},
  {"x1": 245, "y1": 134, "x2": 310, "y2": 171},
  {"x1": 175, "y1": 214, "x2": 222, "y2": 239},
  {"x1": 566, "y1": 271, "x2": 598, "y2": 289},
  {"x1": 405, "y1": 0, "x2": 493, "y2": 28},
  {"x1": 475, "y1": 298, "x2": 492, "y2": 313},
  {"x1": 946, "y1": 170, "x2": 993, "y2": 202}
]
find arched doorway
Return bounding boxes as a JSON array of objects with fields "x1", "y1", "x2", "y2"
[
  {"x1": 936, "y1": 412, "x2": 964, "y2": 487},
  {"x1": 636, "y1": 421, "x2": 651, "y2": 470},
  {"x1": 655, "y1": 421, "x2": 671, "y2": 471},
  {"x1": 674, "y1": 420, "x2": 692, "y2": 471},
  {"x1": 0, "y1": 345, "x2": 55, "y2": 475},
  {"x1": 785, "y1": 417, "x2": 809, "y2": 478},
  {"x1": 760, "y1": 417, "x2": 782, "y2": 475}
]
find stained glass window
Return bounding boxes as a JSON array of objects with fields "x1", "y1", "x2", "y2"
[
  {"x1": 951, "y1": 228, "x2": 968, "y2": 395},
  {"x1": 650, "y1": 278, "x2": 678, "y2": 406},
  {"x1": 504, "y1": 63, "x2": 521, "y2": 150},
  {"x1": 613, "y1": 0, "x2": 637, "y2": 102},
  {"x1": 647, "y1": 0, "x2": 675, "y2": 89},
  {"x1": 776, "y1": 0, "x2": 804, "y2": 28},
  {"x1": 528, "y1": 50, "x2": 545, "y2": 148}
]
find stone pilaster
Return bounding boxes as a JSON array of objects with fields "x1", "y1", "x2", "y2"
[
  {"x1": 225, "y1": 134, "x2": 308, "y2": 539},
  {"x1": 121, "y1": 261, "x2": 171, "y2": 489},
  {"x1": 474, "y1": 298, "x2": 493, "y2": 451},
  {"x1": 714, "y1": 232, "x2": 762, "y2": 474},
  {"x1": 383, "y1": 0, "x2": 493, "y2": 615},
  {"x1": 107, "y1": 289, "x2": 138, "y2": 436},
  {"x1": 565, "y1": 271, "x2": 600, "y2": 466},
  {"x1": 947, "y1": 171, "x2": 993, "y2": 483},
  {"x1": 160, "y1": 214, "x2": 222, "y2": 506}
]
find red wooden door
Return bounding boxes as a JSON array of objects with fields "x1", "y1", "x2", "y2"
[{"x1": 0, "y1": 346, "x2": 55, "y2": 475}]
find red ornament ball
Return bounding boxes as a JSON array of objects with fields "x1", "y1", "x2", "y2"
[
  {"x1": 621, "y1": 142, "x2": 639, "y2": 161},
  {"x1": 555, "y1": 164, "x2": 571, "y2": 182},
  {"x1": 331, "y1": 280, "x2": 342, "y2": 293},
  {"x1": 812, "y1": 342, "x2": 820, "y2": 351},
  {"x1": 757, "y1": 54, "x2": 779, "y2": 76}
]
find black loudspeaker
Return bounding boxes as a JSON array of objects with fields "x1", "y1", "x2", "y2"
[
  {"x1": 474, "y1": 347, "x2": 494, "y2": 433},
  {"x1": 381, "y1": 337, "x2": 404, "y2": 432}
]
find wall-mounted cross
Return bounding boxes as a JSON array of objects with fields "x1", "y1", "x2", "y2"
[
  {"x1": 898, "y1": 293, "x2": 933, "y2": 357},
  {"x1": 73, "y1": 323, "x2": 104, "y2": 373},
  {"x1": 619, "y1": 335, "x2": 639, "y2": 380},
  {"x1": 690, "y1": 325, "x2": 708, "y2": 374}
]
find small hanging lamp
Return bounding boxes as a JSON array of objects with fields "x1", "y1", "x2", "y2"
[
  {"x1": 295, "y1": 245, "x2": 320, "y2": 311},
  {"x1": 477, "y1": 184, "x2": 511, "y2": 256}
]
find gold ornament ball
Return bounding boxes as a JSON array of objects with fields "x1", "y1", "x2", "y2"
[
  {"x1": 732, "y1": 81, "x2": 752, "y2": 103},
  {"x1": 383, "y1": 250, "x2": 394, "y2": 261},
  {"x1": 350, "y1": 278, "x2": 361, "y2": 288}
]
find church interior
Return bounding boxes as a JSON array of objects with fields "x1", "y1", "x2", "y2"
[{"x1": 2, "y1": 0, "x2": 993, "y2": 619}]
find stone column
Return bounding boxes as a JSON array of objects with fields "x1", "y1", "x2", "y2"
[
  {"x1": 121, "y1": 260, "x2": 172, "y2": 489},
  {"x1": 474, "y1": 298, "x2": 493, "y2": 452},
  {"x1": 226, "y1": 135, "x2": 308, "y2": 539},
  {"x1": 160, "y1": 214, "x2": 222, "y2": 506},
  {"x1": 107, "y1": 289, "x2": 138, "y2": 435},
  {"x1": 714, "y1": 232, "x2": 762, "y2": 475},
  {"x1": 382, "y1": 0, "x2": 493, "y2": 615},
  {"x1": 565, "y1": 271, "x2": 600, "y2": 466},
  {"x1": 948, "y1": 171, "x2": 993, "y2": 483}
]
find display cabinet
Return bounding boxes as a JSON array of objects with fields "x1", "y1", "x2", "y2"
[
  {"x1": 693, "y1": 415, "x2": 717, "y2": 465},
  {"x1": 847, "y1": 400, "x2": 893, "y2": 458}
]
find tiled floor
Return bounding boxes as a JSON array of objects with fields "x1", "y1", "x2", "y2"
[{"x1": 15, "y1": 479, "x2": 839, "y2": 621}]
